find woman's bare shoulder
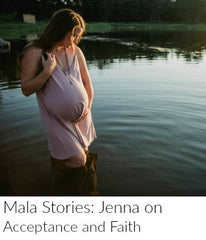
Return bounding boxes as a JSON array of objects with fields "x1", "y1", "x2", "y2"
[
  {"x1": 75, "y1": 46, "x2": 84, "y2": 56},
  {"x1": 75, "y1": 46, "x2": 85, "y2": 61},
  {"x1": 20, "y1": 45, "x2": 42, "y2": 75},
  {"x1": 23, "y1": 45, "x2": 41, "y2": 59}
]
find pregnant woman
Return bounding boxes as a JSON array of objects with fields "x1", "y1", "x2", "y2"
[{"x1": 18, "y1": 8, "x2": 96, "y2": 170}]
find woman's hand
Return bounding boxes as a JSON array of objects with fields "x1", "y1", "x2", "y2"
[
  {"x1": 83, "y1": 107, "x2": 90, "y2": 118},
  {"x1": 21, "y1": 47, "x2": 57, "y2": 96},
  {"x1": 74, "y1": 107, "x2": 91, "y2": 123},
  {"x1": 41, "y1": 52, "x2": 56, "y2": 74}
]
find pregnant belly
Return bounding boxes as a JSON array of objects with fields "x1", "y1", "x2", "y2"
[{"x1": 43, "y1": 81, "x2": 88, "y2": 122}]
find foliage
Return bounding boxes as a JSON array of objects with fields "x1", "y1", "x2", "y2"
[{"x1": 0, "y1": 0, "x2": 206, "y2": 23}]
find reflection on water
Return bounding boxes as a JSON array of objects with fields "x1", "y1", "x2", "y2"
[
  {"x1": 0, "y1": 30, "x2": 206, "y2": 195},
  {"x1": 81, "y1": 30, "x2": 206, "y2": 65},
  {"x1": 1, "y1": 30, "x2": 206, "y2": 90}
]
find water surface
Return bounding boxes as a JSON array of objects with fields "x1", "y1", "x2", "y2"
[{"x1": 0, "y1": 30, "x2": 206, "y2": 195}]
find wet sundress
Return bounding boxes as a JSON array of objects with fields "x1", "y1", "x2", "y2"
[{"x1": 36, "y1": 48, "x2": 96, "y2": 160}]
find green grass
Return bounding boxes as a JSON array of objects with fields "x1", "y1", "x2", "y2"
[
  {"x1": 1, "y1": 20, "x2": 206, "y2": 40},
  {"x1": 0, "y1": 22, "x2": 47, "y2": 39},
  {"x1": 110, "y1": 22, "x2": 206, "y2": 31},
  {"x1": 85, "y1": 22, "x2": 114, "y2": 33}
]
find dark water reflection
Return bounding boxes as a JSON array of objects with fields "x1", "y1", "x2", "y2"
[
  {"x1": 82, "y1": 30, "x2": 206, "y2": 63},
  {"x1": 0, "y1": 30, "x2": 206, "y2": 195}
]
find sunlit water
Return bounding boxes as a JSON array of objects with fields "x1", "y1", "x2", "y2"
[{"x1": 0, "y1": 31, "x2": 206, "y2": 195}]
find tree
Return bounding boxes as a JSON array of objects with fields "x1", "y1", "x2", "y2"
[{"x1": 1, "y1": 0, "x2": 206, "y2": 23}]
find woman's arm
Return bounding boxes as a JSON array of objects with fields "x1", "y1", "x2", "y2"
[
  {"x1": 76, "y1": 46, "x2": 94, "y2": 111},
  {"x1": 20, "y1": 47, "x2": 56, "y2": 96}
]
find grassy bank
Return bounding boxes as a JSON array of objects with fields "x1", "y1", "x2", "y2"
[
  {"x1": 0, "y1": 22, "x2": 47, "y2": 39},
  {"x1": 86, "y1": 22, "x2": 206, "y2": 33},
  {"x1": 1, "y1": 20, "x2": 206, "y2": 39}
]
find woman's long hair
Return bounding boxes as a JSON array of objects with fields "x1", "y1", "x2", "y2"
[
  {"x1": 17, "y1": 8, "x2": 85, "y2": 76},
  {"x1": 36, "y1": 8, "x2": 85, "y2": 51}
]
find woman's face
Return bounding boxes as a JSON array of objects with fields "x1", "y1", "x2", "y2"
[{"x1": 62, "y1": 27, "x2": 83, "y2": 47}]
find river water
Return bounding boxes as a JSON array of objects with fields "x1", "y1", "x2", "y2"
[{"x1": 0, "y1": 30, "x2": 206, "y2": 195}]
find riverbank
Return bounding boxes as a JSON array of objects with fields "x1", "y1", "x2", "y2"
[{"x1": 1, "y1": 20, "x2": 206, "y2": 40}]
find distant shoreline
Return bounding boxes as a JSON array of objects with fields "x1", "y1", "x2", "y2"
[{"x1": 1, "y1": 21, "x2": 206, "y2": 40}]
